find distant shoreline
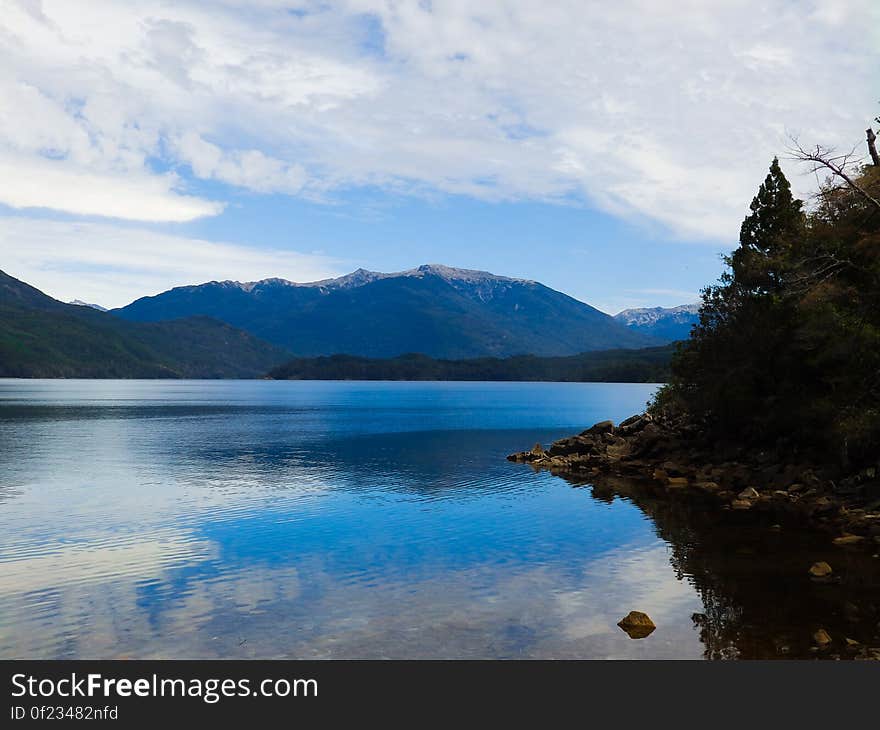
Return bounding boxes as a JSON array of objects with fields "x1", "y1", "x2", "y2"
[
  {"x1": 267, "y1": 346, "x2": 674, "y2": 383},
  {"x1": 0, "y1": 342, "x2": 673, "y2": 382}
]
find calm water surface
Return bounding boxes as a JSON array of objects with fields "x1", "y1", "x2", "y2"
[{"x1": 1, "y1": 380, "x2": 877, "y2": 659}]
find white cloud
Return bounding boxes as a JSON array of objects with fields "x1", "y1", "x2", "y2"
[
  {"x1": 0, "y1": 0, "x2": 878, "y2": 237},
  {"x1": 0, "y1": 217, "x2": 345, "y2": 308},
  {"x1": 0, "y1": 153, "x2": 222, "y2": 222},
  {"x1": 173, "y1": 132, "x2": 307, "y2": 194}
]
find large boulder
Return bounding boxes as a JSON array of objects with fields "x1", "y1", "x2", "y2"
[
  {"x1": 617, "y1": 413, "x2": 651, "y2": 436},
  {"x1": 548, "y1": 435, "x2": 592, "y2": 457},
  {"x1": 618, "y1": 414, "x2": 643, "y2": 429},
  {"x1": 581, "y1": 420, "x2": 615, "y2": 436}
]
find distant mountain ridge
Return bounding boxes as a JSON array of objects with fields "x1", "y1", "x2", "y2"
[
  {"x1": 614, "y1": 304, "x2": 700, "y2": 343},
  {"x1": 115, "y1": 264, "x2": 658, "y2": 358},
  {"x1": 0, "y1": 269, "x2": 291, "y2": 378},
  {"x1": 222, "y1": 264, "x2": 534, "y2": 293},
  {"x1": 69, "y1": 299, "x2": 108, "y2": 311}
]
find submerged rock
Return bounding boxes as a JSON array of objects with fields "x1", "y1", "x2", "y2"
[
  {"x1": 833, "y1": 534, "x2": 865, "y2": 547},
  {"x1": 808, "y1": 561, "x2": 833, "y2": 579},
  {"x1": 813, "y1": 628, "x2": 833, "y2": 647},
  {"x1": 617, "y1": 611, "x2": 656, "y2": 639}
]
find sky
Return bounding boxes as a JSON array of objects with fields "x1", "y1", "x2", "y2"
[{"x1": 0, "y1": 0, "x2": 878, "y2": 313}]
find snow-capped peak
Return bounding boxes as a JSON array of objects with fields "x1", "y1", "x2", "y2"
[
  {"x1": 614, "y1": 303, "x2": 700, "y2": 326},
  {"x1": 68, "y1": 299, "x2": 108, "y2": 311},
  {"x1": 229, "y1": 265, "x2": 534, "y2": 293}
]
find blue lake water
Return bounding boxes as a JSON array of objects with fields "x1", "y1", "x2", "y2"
[{"x1": 4, "y1": 379, "x2": 867, "y2": 660}]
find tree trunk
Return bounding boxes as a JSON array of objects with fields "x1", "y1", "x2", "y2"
[{"x1": 867, "y1": 128, "x2": 880, "y2": 166}]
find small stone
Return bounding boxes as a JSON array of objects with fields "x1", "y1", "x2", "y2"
[
  {"x1": 666, "y1": 476, "x2": 689, "y2": 488},
  {"x1": 808, "y1": 561, "x2": 832, "y2": 578},
  {"x1": 617, "y1": 611, "x2": 656, "y2": 639},
  {"x1": 731, "y1": 499, "x2": 753, "y2": 510},
  {"x1": 833, "y1": 534, "x2": 865, "y2": 547},
  {"x1": 813, "y1": 628, "x2": 832, "y2": 647},
  {"x1": 530, "y1": 442, "x2": 544, "y2": 455},
  {"x1": 738, "y1": 487, "x2": 760, "y2": 499},
  {"x1": 695, "y1": 481, "x2": 721, "y2": 491},
  {"x1": 845, "y1": 638, "x2": 861, "y2": 648}
]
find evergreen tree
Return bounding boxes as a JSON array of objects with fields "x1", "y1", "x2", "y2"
[
  {"x1": 654, "y1": 159, "x2": 807, "y2": 446},
  {"x1": 731, "y1": 157, "x2": 804, "y2": 294}
]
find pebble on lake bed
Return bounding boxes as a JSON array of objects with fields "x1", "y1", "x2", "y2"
[
  {"x1": 617, "y1": 611, "x2": 656, "y2": 639},
  {"x1": 832, "y1": 534, "x2": 865, "y2": 547},
  {"x1": 809, "y1": 561, "x2": 833, "y2": 578}
]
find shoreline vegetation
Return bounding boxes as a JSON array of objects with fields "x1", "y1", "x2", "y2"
[{"x1": 510, "y1": 128, "x2": 880, "y2": 657}]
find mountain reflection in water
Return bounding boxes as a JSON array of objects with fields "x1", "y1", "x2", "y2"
[{"x1": 0, "y1": 380, "x2": 877, "y2": 659}]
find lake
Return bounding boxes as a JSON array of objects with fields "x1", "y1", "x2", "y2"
[{"x1": 1, "y1": 380, "x2": 877, "y2": 659}]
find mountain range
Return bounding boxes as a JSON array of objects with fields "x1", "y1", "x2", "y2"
[
  {"x1": 614, "y1": 304, "x2": 700, "y2": 342},
  {"x1": 0, "y1": 264, "x2": 697, "y2": 378},
  {"x1": 0, "y1": 269, "x2": 291, "y2": 378},
  {"x1": 114, "y1": 264, "x2": 660, "y2": 358}
]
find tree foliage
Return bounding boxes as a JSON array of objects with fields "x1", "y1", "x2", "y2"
[{"x1": 653, "y1": 149, "x2": 880, "y2": 464}]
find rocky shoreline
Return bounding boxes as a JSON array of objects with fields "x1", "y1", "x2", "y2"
[
  {"x1": 509, "y1": 414, "x2": 880, "y2": 658},
  {"x1": 508, "y1": 413, "x2": 880, "y2": 549}
]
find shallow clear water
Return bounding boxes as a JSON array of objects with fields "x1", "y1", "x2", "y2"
[{"x1": 0, "y1": 380, "x2": 876, "y2": 659}]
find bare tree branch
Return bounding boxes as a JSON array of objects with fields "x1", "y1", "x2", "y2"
[{"x1": 786, "y1": 137, "x2": 880, "y2": 214}]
